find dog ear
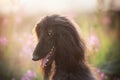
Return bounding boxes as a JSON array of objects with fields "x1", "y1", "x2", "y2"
[
  {"x1": 32, "y1": 29, "x2": 54, "y2": 61},
  {"x1": 55, "y1": 26, "x2": 85, "y2": 65}
]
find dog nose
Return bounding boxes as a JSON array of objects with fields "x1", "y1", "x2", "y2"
[{"x1": 32, "y1": 55, "x2": 40, "y2": 61}]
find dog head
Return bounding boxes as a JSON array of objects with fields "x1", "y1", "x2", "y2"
[{"x1": 32, "y1": 15, "x2": 85, "y2": 68}]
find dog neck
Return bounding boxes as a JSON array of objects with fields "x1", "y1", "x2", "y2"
[{"x1": 43, "y1": 60, "x2": 95, "y2": 80}]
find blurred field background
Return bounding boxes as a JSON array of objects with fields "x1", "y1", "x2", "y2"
[{"x1": 0, "y1": 0, "x2": 120, "y2": 80}]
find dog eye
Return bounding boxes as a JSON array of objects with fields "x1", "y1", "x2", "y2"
[
  {"x1": 48, "y1": 29, "x2": 53, "y2": 36},
  {"x1": 48, "y1": 32, "x2": 52, "y2": 36}
]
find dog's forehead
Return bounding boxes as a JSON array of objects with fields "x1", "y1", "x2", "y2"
[
  {"x1": 36, "y1": 22, "x2": 47, "y2": 33},
  {"x1": 36, "y1": 15, "x2": 72, "y2": 35}
]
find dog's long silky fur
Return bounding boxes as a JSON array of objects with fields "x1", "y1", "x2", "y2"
[{"x1": 32, "y1": 15, "x2": 96, "y2": 80}]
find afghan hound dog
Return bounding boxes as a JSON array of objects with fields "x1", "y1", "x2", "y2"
[{"x1": 32, "y1": 15, "x2": 95, "y2": 80}]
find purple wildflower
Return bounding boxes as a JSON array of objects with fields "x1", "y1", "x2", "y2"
[
  {"x1": 21, "y1": 70, "x2": 36, "y2": 80},
  {"x1": 26, "y1": 70, "x2": 36, "y2": 78},
  {"x1": 88, "y1": 34, "x2": 100, "y2": 51},
  {"x1": 0, "y1": 36, "x2": 8, "y2": 46},
  {"x1": 100, "y1": 73, "x2": 107, "y2": 80}
]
